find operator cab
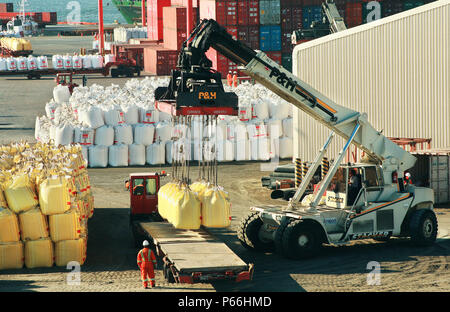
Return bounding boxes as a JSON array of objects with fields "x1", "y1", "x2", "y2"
[{"x1": 326, "y1": 164, "x2": 383, "y2": 209}]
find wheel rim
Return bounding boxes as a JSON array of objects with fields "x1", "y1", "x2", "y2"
[
  {"x1": 423, "y1": 218, "x2": 434, "y2": 238},
  {"x1": 298, "y1": 234, "x2": 309, "y2": 247}
]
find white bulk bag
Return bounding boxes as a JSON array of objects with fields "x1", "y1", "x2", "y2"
[
  {"x1": 259, "y1": 137, "x2": 271, "y2": 160},
  {"x1": 270, "y1": 101, "x2": 290, "y2": 120},
  {"x1": 16, "y1": 57, "x2": 27, "y2": 71},
  {"x1": 266, "y1": 118, "x2": 282, "y2": 138},
  {"x1": 217, "y1": 140, "x2": 235, "y2": 162},
  {"x1": 88, "y1": 145, "x2": 108, "y2": 168},
  {"x1": 94, "y1": 125, "x2": 114, "y2": 146},
  {"x1": 254, "y1": 100, "x2": 270, "y2": 120},
  {"x1": 146, "y1": 142, "x2": 165, "y2": 165},
  {"x1": 53, "y1": 85, "x2": 71, "y2": 104},
  {"x1": 279, "y1": 136, "x2": 293, "y2": 159},
  {"x1": 158, "y1": 111, "x2": 172, "y2": 122},
  {"x1": 81, "y1": 146, "x2": 89, "y2": 166},
  {"x1": 72, "y1": 55, "x2": 82, "y2": 70},
  {"x1": 74, "y1": 127, "x2": 95, "y2": 146},
  {"x1": 139, "y1": 108, "x2": 159, "y2": 124},
  {"x1": 0, "y1": 58, "x2": 7, "y2": 71},
  {"x1": 234, "y1": 122, "x2": 248, "y2": 142},
  {"x1": 108, "y1": 144, "x2": 128, "y2": 167},
  {"x1": 37, "y1": 56, "x2": 48, "y2": 70},
  {"x1": 165, "y1": 141, "x2": 173, "y2": 164},
  {"x1": 128, "y1": 143, "x2": 146, "y2": 166},
  {"x1": 91, "y1": 55, "x2": 103, "y2": 69},
  {"x1": 54, "y1": 124, "x2": 74, "y2": 146},
  {"x1": 114, "y1": 124, "x2": 133, "y2": 145},
  {"x1": 6, "y1": 57, "x2": 17, "y2": 71},
  {"x1": 52, "y1": 55, "x2": 64, "y2": 70},
  {"x1": 123, "y1": 105, "x2": 139, "y2": 125},
  {"x1": 134, "y1": 124, "x2": 155, "y2": 146},
  {"x1": 282, "y1": 117, "x2": 293, "y2": 138},
  {"x1": 190, "y1": 117, "x2": 203, "y2": 141},
  {"x1": 82, "y1": 55, "x2": 92, "y2": 69},
  {"x1": 155, "y1": 122, "x2": 173, "y2": 142},
  {"x1": 45, "y1": 101, "x2": 58, "y2": 120},
  {"x1": 173, "y1": 124, "x2": 190, "y2": 139},
  {"x1": 63, "y1": 55, "x2": 73, "y2": 69},
  {"x1": 79, "y1": 106, "x2": 104, "y2": 129},
  {"x1": 104, "y1": 108, "x2": 125, "y2": 126},
  {"x1": 27, "y1": 56, "x2": 37, "y2": 70},
  {"x1": 104, "y1": 54, "x2": 116, "y2": 64}
]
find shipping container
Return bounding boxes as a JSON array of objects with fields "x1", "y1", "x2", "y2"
[
  {"x1": 281, "y1": 30, "x2": 293, "y2": 53},
  {"x1": 292, "y1": 1, "x2": 450, "y2": 164},
  {"x1": 144, "y1": 45, "x2": 178, "y2": 75},
  {"x1": 345, "y1": 2, "x2": 363, "y2": 27},
  {"x1": 302, "y1": 5, "x2": 322, "y2": 28},
  {"x1": 260, "y1": 0, "x2": 281, "y2": 25},
  {"x1": 42, "y1": 12, "x2": 58, "y2": 25},
  {"x1": 248, "y1": 0, "x2": 260, "y2": 25},
  {"x1": 281, "y1": 53, "x2": 292, "y2": 71},
  {"x1": 266, "y1": 51, "x2": 282, "y2": 65},
  {"x1": 411, "y1": 149, "x2": 450, "y2": 204},
  {"x1": 226, "y1": 0, "x2": 238, "y2": 26},
  {"x1": 171, "y1": 0, "x2": 198, "y2": 7},
  {"x1": 382, "y1": 0, "x2": 404, "y2": 17},
  {"x1": 260, "y1": 25, "x2": 281, "y2": 51},
  {"x1": 147, "y1": 0, "x2": 172, "y2": 41},
  {"x1": 291, "y1": 7, "x2": 303, "y2": 29},
  {"x1": 0, "y1": 3, "x2": 13, "y2": 13},
  {"x1": 199, "y1": 0, "x2": 228, "y2": 25}
]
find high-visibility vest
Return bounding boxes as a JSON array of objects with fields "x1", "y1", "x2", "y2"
[{"x1": 137, "y1": 248, "x2": 156, "y2": 266}]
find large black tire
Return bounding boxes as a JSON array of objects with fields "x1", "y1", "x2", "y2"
[
  {"x1": 409, "y1": 209, "x2": 438, "y2": 246},
  {"x1": 281, "y1": 220, "x2": 321, "y2": 260},
  {"x1": 274, "y1": 218, "x2": 292, "y2": 256},
  {"x1": 237, "y1": 212, "x2": 275, "y2": 252}
]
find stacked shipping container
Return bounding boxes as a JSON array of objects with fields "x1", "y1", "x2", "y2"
[{"x1": 144, "y1": 0, "x2": 435, "y2": 76}]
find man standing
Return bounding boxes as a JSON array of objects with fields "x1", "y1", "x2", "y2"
[{"x1": 137, "y1": 240, "x2": 157, "y2": 289}]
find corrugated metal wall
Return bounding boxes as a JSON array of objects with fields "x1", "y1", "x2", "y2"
[{"x1": 292, "y1": 0, "x2": 449, "y2": 163}]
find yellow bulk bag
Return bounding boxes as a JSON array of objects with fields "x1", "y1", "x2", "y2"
[
  {"x1": 18, "y1": 208, "x2": 49, "y2": 241},
  {"x1": 201, "y1": 188, "x2": 232, "y2": 228},
  {"x1": 171, "y1": 187, "x2": 201, "y2": 230},
  {"x1": 49, "y1": 210, "x2": 81, "y2": 242},
  {"x1": 24, "y1": 238, "x2": 54, "y2": 269},
  {"x1": 39, "y1": 177, "x2": 71, "y2": 215},
  {"x1": 55, "y1": 238, "x2": 86, "y2": 267},
  {"x1": 190, "y1": 181, "x2": 209, "y2": 200},
  {"x1": 0, "y1": 242, "x2": 24, "y2": 270},
  {"x1": 0, "y1": 208, "x2": 20, "y2": 243},
  {"x1": 158, "y1": 182, "x2": 178, "y2": 221},
  {"x1": 10, "y1": 38, "x2": 23, "y2": 51},
  {"x1": 87, "y1": 195, "x2": 94, "y2": 219},
  {"x1": 0, "y1": 188, "x2": 8, "y2": 208},
  {"x1": 4, "y1": 175, "x2": 38, "y2": 214},
  {"x1": 21, "y1": 39, "x2": 32, "y2": 51}
]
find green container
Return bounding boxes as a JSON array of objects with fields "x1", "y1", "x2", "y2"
[{"x1": 403, "y1": 1, "x2": 425, "y2": 11}]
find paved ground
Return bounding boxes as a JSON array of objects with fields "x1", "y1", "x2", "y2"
[{"x1": 0, "y1": 37, "x2": 448, "y2": 292}]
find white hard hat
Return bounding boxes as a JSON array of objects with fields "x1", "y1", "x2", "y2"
[
  {"x1": 143, "y1": 240, "x2": 149, "y2": 247},
  {"x1": 405, "y1": 172, "x2": 411, "y2": 178}
]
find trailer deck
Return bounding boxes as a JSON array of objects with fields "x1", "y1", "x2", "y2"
[{"x1": 139, "y1": 222, "x2": 253, "y2": 283}]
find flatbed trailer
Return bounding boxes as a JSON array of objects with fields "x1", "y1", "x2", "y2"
[
  {"x1": 0, "y1": 61, "x2": 141, "y2": 79},
  {"x1": 0, "y1": 46, "x2": 33, "y2": 58},
  {"x1": 137, "y1": 222, "x2": 254, "y2": 284}
]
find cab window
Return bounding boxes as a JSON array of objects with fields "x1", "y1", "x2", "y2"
[
  {"x1": 327, "y1": 168, "x2": 346, "y2": 193},
  {"x1": 146, "y1": 178, "x2": 157, "y2": 195},
  {"x1": 133, "y1": 178, "x2": 145, "y2": 196},
  {"x1": 364, "y1": 167, "x2": 380, "y2": 187}
]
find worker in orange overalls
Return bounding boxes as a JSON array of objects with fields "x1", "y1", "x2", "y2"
[{"x1": 137, "y1": 240, "x2": 157, "y2": 289}]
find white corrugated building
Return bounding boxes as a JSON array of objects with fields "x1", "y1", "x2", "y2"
[{"x1": 292, "y1": 0, "x2": 449, "y2": 163}]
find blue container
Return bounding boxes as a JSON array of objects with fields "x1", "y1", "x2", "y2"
[
  {"x1": 260, "y1": 25, "x2": 281, "y2": 51},
  {"x1": 302, "y1": 5, "x2": 322, "y2": 29}
]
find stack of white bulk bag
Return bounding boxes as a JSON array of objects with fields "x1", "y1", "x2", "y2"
[
  {"x1": 123, "y1": 105, "x2": 139, "y2": 125},
  {"x1": 88, "y1": 145, "x2": 108, "y2": 168},
  {"x1": 114, "y1": 124, "x2": 133, "y2": 145},
  {"x1": 134, "y1": 124, "x2": 155, "y2": 146},
  {"x1": 94, "y1": 125, "x2": 114, "y2": 146},
  {"x1": 104, "y1": 107, "x2": 125, "y2": 126},
  {"x1": 146, "y1": 141, "x2": 165, "y2": 165},
  {"x1": 108, "y1": 144, "x2": 128, "y2": 167},
  {"x1": 128, "y1": 144, "x2": 146, "y2": 166},
  {"x1": 155, "y1": 122, "x2": 173, "y2": 142}
]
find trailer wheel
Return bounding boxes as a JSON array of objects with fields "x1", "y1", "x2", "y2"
[
  {"x1": 237, "y1": 212, "x2": 275, "y2": 252},
  {"x1": 409, "y1": 209, "x2": 438, "y2": 246},
  {"x1": 282, "y1": 220, "x2": 321, "y2": 260}
]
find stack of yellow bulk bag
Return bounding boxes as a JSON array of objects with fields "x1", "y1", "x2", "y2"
[
  {"x1": 39, "y1": 177, "x2": 71, "y2": 216},
  {"x1": 0, "y1": 208, "x2": 21, "y2": 243},
  {"x1": 24, "y1": 238, "x2": 54, "y2": 269},
  {"x1": 200, "y1": 187, "x2": 232, "y2": 228},
  {"x1": 170, "y1": 186, "x2": 201, "y2": 230},
  {"x1": 55, "y1": 238, "x2": 86, "y2": 267},
  {"x1": 49, "y1": 210, "x2": 81, "y2": 242},
  {"x1": 18, "y1": 208, "x2": 49, "y2": 241},
  {"x1": 0, "y1": 242, "x2": 24, "y2": 270},
  {"x1": 4, "y1": 175, "x2": 38, "y2": 214}
]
